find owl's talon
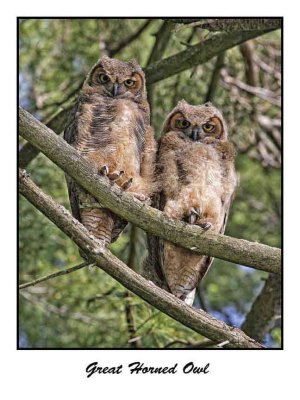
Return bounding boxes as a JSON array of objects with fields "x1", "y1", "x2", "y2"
[
  {"x1": 188, "y1": 207, "x2": 201, "y2": 224},
  {"x1": 122, "y1": 177, "x2": 133, "y2": 190},
  {"x1": 108, "y1": 170, "x2": 124, "y2": 181},
  {"x1": 99, "y1": 165, "x2": 109, "y2": 176},
  {"x1": 200, "y1": 222, "x2": 212, "y2": 230}
]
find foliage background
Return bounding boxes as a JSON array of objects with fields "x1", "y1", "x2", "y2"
[{"x1": 19, "y1": 18, "x2": 281, "y2": 348}]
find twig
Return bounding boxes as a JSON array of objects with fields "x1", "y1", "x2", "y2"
[
  {"x1": 19, "y1": 261, "x2": 91, "y2": 290},
  {"x1": 109, "y1": 19, "x2": 153, "y2": 57},
  {"x1": 221, "y1": 70, "x2": 281, "y2": 107},
  {"x1": 19, "y1": 169, "x2": 264, "y2": 348},
  {"x1": 20, "y1": 291, "x2": 105, "y2": 325},
  {"x1": 19, "y1": 107, "x2": 282, "y2": 275},
  {"x1": 136, "y1": 311, "x2": 160, "y2": 332}
]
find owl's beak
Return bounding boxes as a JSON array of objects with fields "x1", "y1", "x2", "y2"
[
  {"x1": 192, "y1": 127, "x2": 202, "y2": 141},
  {"x1": 112, "y1": 83, "x2": 119, "y2": 97}
]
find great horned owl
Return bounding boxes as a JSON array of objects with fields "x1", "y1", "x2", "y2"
[
  {"x1": 64, "y1": 56, "x2": 157, "y2": 250},
  {"x1": 156, "y1": 100, "x2": 238, "y2": 304}
]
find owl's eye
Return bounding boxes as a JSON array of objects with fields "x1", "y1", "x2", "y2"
[
  {"x1": 203, "y1": 122, "x2": 215, "y2": 132},
  {"x1": 176, "y1": 119, "x2": 191, "y2": 129},
  {"x1": 99, "y1": 74, "x2": 110, "y2": 84},
  {"x1": 124, "y1": 79, "x2": 135, "y2": 88}
]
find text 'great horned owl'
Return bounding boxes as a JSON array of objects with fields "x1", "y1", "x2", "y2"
[
  {"x1": 64, "y1": 56, "x2": 157, "y2": 252},
  {"x1": 157, "y1": 100, "x2": 238, "y2": 304}
]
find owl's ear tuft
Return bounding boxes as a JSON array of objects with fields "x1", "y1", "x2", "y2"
[
  {"x1": 178, "y1": 99, "x2": 188, "y2": 105},
  {"x1": 175, "y1": 99, "x2": 188, "y2": 112},
  {"x1": 128, "y1": 58, "x2": 139, "y2": 68},
  {"x1": 128, "y1": 59, "x2": 144, "y2": 75},
  {"x1": 98, "y1": 55, "x2": 111, "y2": 69},
  {"x1": 99, "y1": 54, "x2": 110, "y2": 62}
]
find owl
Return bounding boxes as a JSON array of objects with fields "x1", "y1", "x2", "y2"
[
  {"x1": 64, "y1": 56, "x2": 157, "y2": 251},
  {"x1": 156, "y1": 100, "x2": 238, "y2": 304}
]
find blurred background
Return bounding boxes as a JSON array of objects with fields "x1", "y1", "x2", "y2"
[{"x1": 19, "y1": 18, "x2": 282, "y2": 348}]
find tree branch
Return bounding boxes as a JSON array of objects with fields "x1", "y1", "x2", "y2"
[
  {"x1": 20, "y1": 290, "x2": 103, "y2": 325},
  {"x1": 19, "y1": 261, "x2": 91, "y2": 290},
  {"x1": 146, "y1": 20, "x2": 175, "y2": 124},
  {"x1": 241, "y1": 274, "x2": 281, "y2": 342},
  {"x1": 144, "y1": 29, "x2": 278, "y2": 85},
  {"x1": 221, "y1": 70, "x2": 281, "y2": 107},
  {"x1": 18, "y1": 107, "x2": 281, "y2": 275},
  {"x1": 109, "y1": 19, "x2": 153, "y2": 57},
  {"x1": 205, "y1": 52, "x2": 225, "y2": 102},
  {"x1": 163, "y1": 18, "x2": 282, "y2": 32},
  {"x1": 19, "y1": 169, "x2": 263, "y2": 348}
]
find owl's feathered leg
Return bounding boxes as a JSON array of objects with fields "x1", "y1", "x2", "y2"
[{"x1": 80, "y1": 204, "x2": 114, "y2": 246}]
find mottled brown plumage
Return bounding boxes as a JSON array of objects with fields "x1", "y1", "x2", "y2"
[
  {"x1": 156, "y1": 100, "x2": 238, "y2": 304},
  {"x1": 64, "y1": 56, "x2": 157, "y2": 250}
]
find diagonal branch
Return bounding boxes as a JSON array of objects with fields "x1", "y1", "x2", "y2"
[
  {"x1": 18, "y1": 107, "x2": 281, "y2": 275},
  {"x1": 19, "y1": 168, "x2": 263, "y2": 348},
  {"x1": 144, "y1": 29, "x2": 278, "y2": 85},
  {"x1": 19, "y1": 261, "x2": 92, "y2": 290},
  {"x1": 241, "y1": 274, "x2": 281, "y2": 343},
  {"x1": 163, "y1": 18, "x2": 282, "y2": 32},
  {"x1": 109, "y1": 19, "x2": 153, "y2": 57}
]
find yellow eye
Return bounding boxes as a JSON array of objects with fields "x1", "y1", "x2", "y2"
[
  {"x1": 203, "y1": 122, "x2": 215, "y2": 132},
  {"x1": 176, "y1": 119, "x2": 191, "y2": 129},
  {"x1": 99, "y1": 74, "x2": 110, "y2": 84},
  {"x1": 124, "y1": 79, "x2": 135, "y2": 88}
]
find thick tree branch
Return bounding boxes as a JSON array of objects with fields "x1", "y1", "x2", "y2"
[
  {"x1": 163, "y1": 18, "x2": 282, "y2": 32},
  {"x1": 19, "y1": 169, "x2": 263, "y2": 348},
  {"x1": 144, "y1": 29, "x2": 277, "y2": 85},
  {"x1": 19, "y1": 107, "x2": 281, "y2": 274},
  {"x1": 19, "y1": 261, "x2": 91, "y2": 290},
  {"x1": 241, "y1": 274, "x2": 281, "y2": 342}
]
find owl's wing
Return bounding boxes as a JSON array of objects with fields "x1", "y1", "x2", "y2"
[
  {"x1": 196, "y1": 175, "x2": 239, "y2": 290},
  {"x1": 64, "y1": 102, "x2": 79, "y2": 145},
  {"x1": 64, "y1": 103, "x2": 81, "y2": 222},
  {"x1": 220, "y1": 171, "x2": 239, "y2": 235}
]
